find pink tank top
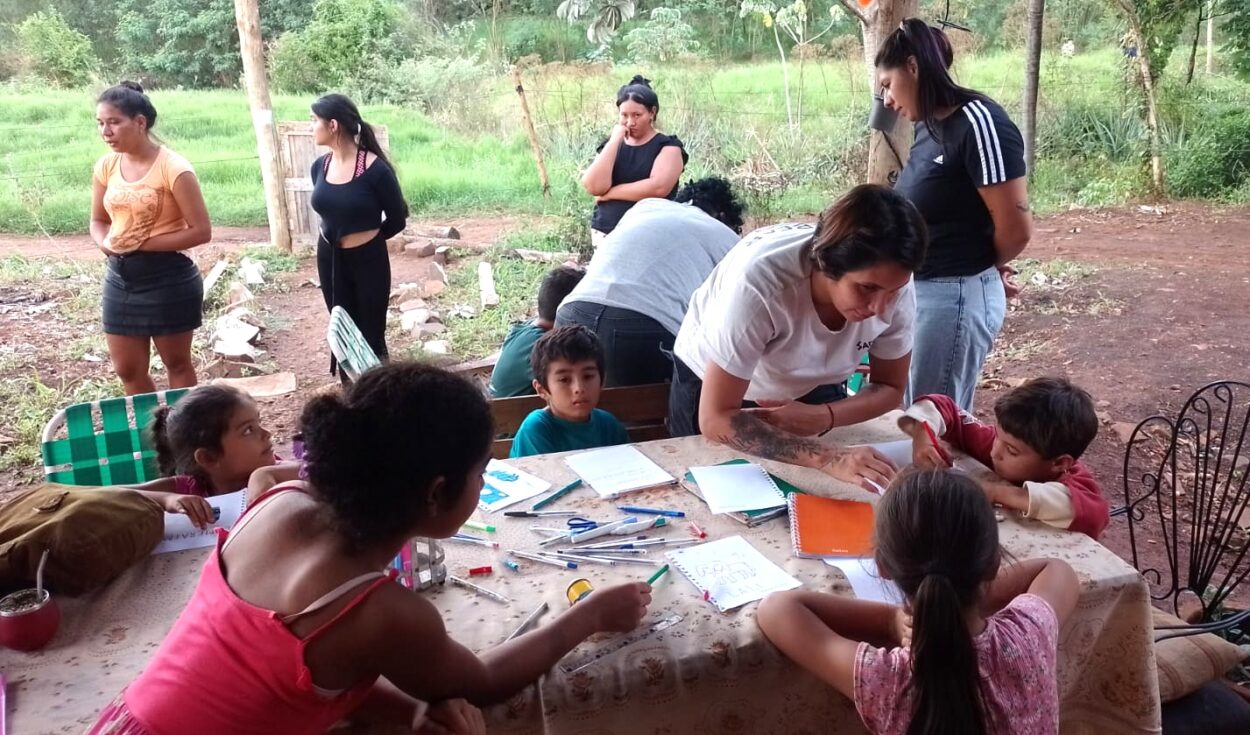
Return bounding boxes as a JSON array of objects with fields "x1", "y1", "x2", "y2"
[{"x1": 122, "y1": 486, "x2": 394, "y2": 734}]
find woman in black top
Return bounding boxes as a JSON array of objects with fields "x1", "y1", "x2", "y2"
[
  {"x1": 581, "y1": 76, "x2": 687, "y2": 246},
  {"x1": 876, "y1": 20, "x2": 1032, "y2": 411},
  {"x1": 309, "y1": 94, "x2": 408, "y2": 374}
]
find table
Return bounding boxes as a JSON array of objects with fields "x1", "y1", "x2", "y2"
[{"x1": 2, "y1": 415, "x2": 1161, "y2": 734}]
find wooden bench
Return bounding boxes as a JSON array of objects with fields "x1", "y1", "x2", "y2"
[{"x1": 490, "y1": 382, "x2": 670, "y2": 459}]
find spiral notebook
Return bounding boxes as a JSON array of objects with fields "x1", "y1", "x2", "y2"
[
  {"x1": 564, "y1": 444, "x2": 676, "y2": 499},
  {"x1": 666, "y1": 535, "x2": 801, "y2": 612},
  {"x1": 786, "y1": 493, "x2": 875, "y2": 559},
  {"x1": 687, "y1": 462, "x2": 786, "y2": 515}
]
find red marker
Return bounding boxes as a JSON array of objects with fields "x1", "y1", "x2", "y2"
[
  {"x1": 468, "y1": 566, "x2": 493, "y2": 577},
  {"x1": 688, "y1": 521, "x2": 706, "y2": 539},
  {"x1": 921, "y1": 422, "x2": 953, "y2": 467},
  {"x1": 703, "y1": 590, "x2": 710, "y2": 602}
]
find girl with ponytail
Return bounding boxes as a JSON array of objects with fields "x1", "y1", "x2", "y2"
[
  {"x1": 757, "y1": 470, "x2": 1078, "y2": 734},
  {"x1": 581, "y1": 75, "x2": 688, "y2": 246},
  {"x1": 309, "y1": 93, "x2": 408, "y2": 378}
]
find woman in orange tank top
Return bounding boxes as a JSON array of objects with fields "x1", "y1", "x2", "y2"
[{"x1": 90, "y1": 82, "x2": 212, "y2": 395}]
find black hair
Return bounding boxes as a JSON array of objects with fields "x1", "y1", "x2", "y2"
[
  {"x1": 299, "y1": 362, "x2": 493, "y2": 548},
  {"x1": 537, "y1": 266, "x2": 585, "y2": 322},
  {"x1": 994, "y1": 377, "x2": 1099, "y2": 460},
  {"x1": 874, "y1": 18, "x2": 986, "y2": 134},
  {"x1": 530, "y1": 325, "x2": 604, "y2": 390},
  {"x1": 149, "y1": 385, "x2": 250, "y2": 491},
  {"x1": 808, "y1": 184, "x2": 928, "y2": 279},
  {"x1": 97, "y1": 81, "x2": 159, "y2": 133},
  {"x1": 675, "y1": 176, "x2": 747, "y2": 234},
  {"x1": 311, "y1": 93, "x2": 394, "y2": 170},
  {"x1": 616, "y1": 75, "x2": 659, "y2": 114},
  {"x1": 875, "y1": 470, "x2": 1000, "y2": 735}
]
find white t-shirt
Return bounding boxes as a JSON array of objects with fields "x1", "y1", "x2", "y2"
[
  {"x1": 673, "y1": 222, "x2": 916, "y2": 402},
  {"x1": 560, "y1": 198, "x2": 740, "y2": 336}
]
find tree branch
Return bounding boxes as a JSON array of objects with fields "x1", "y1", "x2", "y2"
[{"x1": 834, "y1": 0, "x2": 869, "y2": 26}]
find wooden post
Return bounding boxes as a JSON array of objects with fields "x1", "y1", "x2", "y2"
[
  {"x1": 234, "y1": 0, "x2": 292, "y2": 252},
  {"x1": 1022, "y1": 0, "x2": 1046, "y2": 175},
  {"x1": 511, "y1": 66, "x2": 552, "y2": 198},
  {"x1": 1206, "y1": 0, "x2": 1215, "y2": 75}
]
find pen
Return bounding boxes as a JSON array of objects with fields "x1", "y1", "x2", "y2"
[
  {"x1": 504, "y1": 601, "x2": 549, "y2": 641},
  {"x1": 574, "y1": 554, "x2": 661, "y2": 566},
  {"x1": 573, "y1": 535, "x2": 649, "y2": 549},
  {"x1": 921, "y1": 422, "x2": 953, "y2": 466},
  {"x1": 647, "y1": 564, "x2": 671, "y2": 586},
  {"x1": 612, "y1": 517, "x2": 667, "y2": 534},
  {"x1": 568, "y1": 547, "x2": 649, "y2": 555},
  {"x1": 532, "y1": 479, "x2": 583, "y2": 510},
  {"x1": 552, "y1": 552, "x2": 618, "y2": 566},
  {"x1": 509, "y1": 549, "x2": 578, "y2": 569},
  {"x1": 631, "y1": 537, "x2": 701, "y2": 548},
  {"x1": 569, "y1": 517, "x2": 637, "y2": 544},
  {"x1": 688, "y1": 521, "x2": 706, "y2": 538},
  {"x1": 617, "y1": 505, "x2": 685, "y2": 518},
  {"x1": 447, "y1": 574, "x2": 512, "y2": 604},
  {"x1": 448, "y1": 536, "x2": 500, "y2": 549},
  {"x1": 504, "y1": 510, "x2": 578, "y2": 518}
]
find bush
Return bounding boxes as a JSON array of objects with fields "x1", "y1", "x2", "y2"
[
  {"x1": 13, "y1": 9, "x2": 99, "y2": 87},
  {"x1": 268, "y1": 0, "x2": 405, "y2": 93},
  {"x1": 354, "y1": 56, "x2": 494, "y2": 123},
  {"x1": 1167, "y1": 108, "x2": 1250, "y2": 198},
  {"x1": 497, "y1": 16, "x2": 593, "y2": 62},
  {"x1": 1037, "y1": 102, "x2": 1145, "y2": 163},
  {"x1": 623, "y1": 8, "x2": 703, "y2": 64}
]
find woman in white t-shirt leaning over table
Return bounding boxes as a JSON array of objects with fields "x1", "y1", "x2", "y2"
[{"x1": 669, "y1": 184, "x2": 928, "y2": 491}]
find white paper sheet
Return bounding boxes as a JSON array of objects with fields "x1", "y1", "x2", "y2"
[
  {"x1": 666, "y1": 536, "x2": 801, "y2": 612},
  {"x1": 564, "y1": 445, "x2": 675, "y2": 499},
  {"x1": 479, "y1": 459, "x2": 552, "y2": 513},
  {"x1": 824, "y1": 557, "x2": 906, "y2": 606},
  {"x1": 688, "y1": 463, "x2": 786, "y2": 514},
  {"x1": 852, "y1": 440, "x2": 920, "y2": 494},
  {"x1": 152, "y1": 489, "x2": 246, "y2": 554}
]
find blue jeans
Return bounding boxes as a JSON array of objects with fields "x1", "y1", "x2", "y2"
[{"x1": 906, "y1": 266, "x2": 1006, "y2": 411}]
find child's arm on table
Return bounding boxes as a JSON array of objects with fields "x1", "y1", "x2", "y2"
[
  {"x1": 897, "y1": 395, "x2": 996, "y2": 467},
  {"x1": 246, "y1": 461, "x2": 302, "y2": 499},
  {"x1": 979, "y1": 558, "x2": 1079, "y2": 627},
  {"x1": 756, "y1": 590, "x2": 908, "y2": 699},
  {"x1": 374, "y1": 581, "x2": 651, "y2": 707},
  {"x1": 116, "y1": 478, "x2": 214, "y2": 529}
]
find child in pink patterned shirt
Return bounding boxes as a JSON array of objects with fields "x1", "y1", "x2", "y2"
[{"x1": 757, "y1": 470, "x2": 1079, "y2": 735}]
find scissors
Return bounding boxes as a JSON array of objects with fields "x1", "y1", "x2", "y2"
[{"x1": 566, "y1": 517, "x2": 599, "y2": 532}]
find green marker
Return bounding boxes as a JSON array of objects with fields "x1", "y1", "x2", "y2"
[
  {"x1": 462, "y1": 520, "x2": 496, "y2": 533},
  {"x1": 646, "y1": 564, "x2": 670, "y2": 586},
  {"x1": 532, "y1": 479, "x2": 583, "y2": 511}
]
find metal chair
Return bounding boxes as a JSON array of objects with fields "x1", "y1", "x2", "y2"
[
  {"x1": 1114, "y1": 380, "x2": 1250, "y2": 640},
  {"x1": 326, "y1": 306, "x2": 381, "y2": 383},
  {"x1": 40, "y1": 388, "x2": 191, "y2": 486}
]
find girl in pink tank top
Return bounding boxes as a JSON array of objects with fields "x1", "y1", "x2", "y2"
[
  {"x1": 755, "y1": 470, "x2": 1080, "y2": 735},
  {"x1": 89, "y1": 362, "x2": 655, "y2": 735}
]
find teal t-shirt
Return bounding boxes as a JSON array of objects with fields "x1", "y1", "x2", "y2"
[
  {"x1": 490, "y1": 320, "x2": 545, "y2": 397},
  {"x1": 509, "y1": 407, "x2": 630, "y2": 458}
]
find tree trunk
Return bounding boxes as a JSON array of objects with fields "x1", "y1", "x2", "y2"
[
  {"x1": 1115, "y1": 1, "x2": 1165, "y2": 195},
  {"x1": 1187, "y1": 6, "x2": 1202, "y2": 84},
  {"x1": 853, "y1": 0, "x2": 919, "y2": 185},
  {"x1": 1206, "y1": 0, "x2": 1215, "y2": 74},
  {"x1": 234, "y1": 0, "x2": 291, "y2": 251},
  {"x1": 1022, "y1": 0, "x2": 1046, "y2": 175},
  {"x1": 773, "y1": 24, "x2": 795, "y2": 129}
]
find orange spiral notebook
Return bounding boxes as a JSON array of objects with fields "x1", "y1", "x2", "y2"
[{"x1": 786, "y1": 493, "x2": 875, "y2": 558}]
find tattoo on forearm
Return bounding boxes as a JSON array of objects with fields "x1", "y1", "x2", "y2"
[
  {"x1": 1015, "y1": 201, "x2": 1031, "y2": 213},
  {"x1": 727, "y1": 411, "x2": 829, "y2": 465}
]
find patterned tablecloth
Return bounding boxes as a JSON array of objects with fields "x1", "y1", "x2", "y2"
[{"x1": 2, "y1": 414, "x2": 1160, "y2": 734}]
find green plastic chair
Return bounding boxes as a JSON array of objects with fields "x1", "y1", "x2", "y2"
[
  {"x1": 327, "y1": 306, "x2": 381, "y2": 382},
  {"x1": 40, "y1": 388, "x2": 190, "y2": 486}
]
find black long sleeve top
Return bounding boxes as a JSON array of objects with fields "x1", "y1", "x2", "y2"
[{"x1": 310, "y1": 153, "x2": 408, "y2": 244}]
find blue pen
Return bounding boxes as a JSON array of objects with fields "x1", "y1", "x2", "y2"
[
  {"x1": 454, "y1": 532, "x2": 487, "y2": 542},
  {"x1": 617, "y1": 505, "x2": 686, "y2": 518}
]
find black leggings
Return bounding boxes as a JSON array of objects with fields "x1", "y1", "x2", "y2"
[{"x1": 317, "y1": 234, "x2": 391, "y2": 373}]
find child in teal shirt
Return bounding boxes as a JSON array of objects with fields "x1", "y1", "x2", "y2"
[{"x1": 510, "y1": 325, "x2": 629, "y2": 458}]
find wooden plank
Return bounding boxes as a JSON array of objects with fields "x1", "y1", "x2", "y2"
[{"x1": 490, "y1": 383, "x2": 670, "y2": 437}]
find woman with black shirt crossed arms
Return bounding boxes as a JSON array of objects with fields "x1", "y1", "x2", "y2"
[
  {"x1": 876, "y1": 20, "x2": 1032, "y2": 411},
  {"x1": 581, "y1": 76, "x2": 687, "y2": 247},
  {"x1": 309, "y1": 94, "x2": 408, "y2": 373}
]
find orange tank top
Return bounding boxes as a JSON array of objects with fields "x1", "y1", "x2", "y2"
[{"x1": 93, "y1": 147, "x2": 196, "y2": 253}]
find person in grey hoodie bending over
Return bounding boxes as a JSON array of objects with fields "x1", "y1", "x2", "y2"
[{"x1": 555, "y1": 177, "x2": 746, "y2": 387}]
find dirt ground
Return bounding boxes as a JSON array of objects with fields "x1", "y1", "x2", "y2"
[{"x1": 3, "y1": 203, "x2": 1249, "y2": 589}]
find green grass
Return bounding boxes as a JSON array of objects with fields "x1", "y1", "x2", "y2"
[
  {"x1": 0, "y1": 372, "x2": 120, "y2": 472},
  {"x1": 1, "y1": 47, "x2": 1248, "y2": 236}
]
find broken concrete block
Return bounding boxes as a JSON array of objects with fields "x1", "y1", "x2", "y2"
[
  {"x1": 398, "y1": 298, "x2": 428, "y2": 312},
  {"x1": 423, "y1": 340, "x2": 450, "y2": 355}
]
